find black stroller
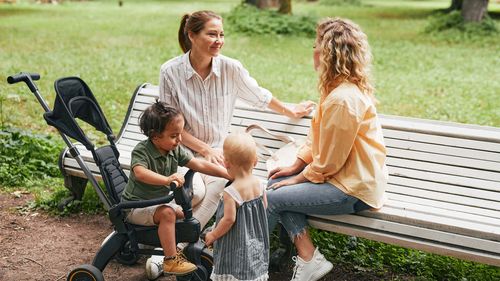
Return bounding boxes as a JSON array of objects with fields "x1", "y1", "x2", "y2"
[{"x1": 7, "y1": 72, "x2": 213, "y2": 281}]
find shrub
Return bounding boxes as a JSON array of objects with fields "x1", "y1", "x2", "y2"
[
  {"x1": 309, "y1": 228, "x2": 500, "y2": 280},
  {"x1": 0, "y1": 127, "x2": 62, "y2": 187},
  {"x1": 425, "y1": 11, "x2": 498, "y2": 38},
  {"x1": 225, "y1": 4, "x2": 317, "y2": 37},
  {"x1": 320, "y1": 0, "x2": 362, "y2": 6}
]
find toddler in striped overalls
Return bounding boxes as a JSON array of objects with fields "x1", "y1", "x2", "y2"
[{"x1": 205, "y1": 132, "x2": 269, "y2": 281}]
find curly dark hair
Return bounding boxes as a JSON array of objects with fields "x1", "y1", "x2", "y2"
[{"x1": 139, "y1": 101, "x2": 182, "y2": 138}]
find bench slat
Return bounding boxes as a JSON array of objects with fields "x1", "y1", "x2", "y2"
[
  {"x1": 389, "y1": 176, "x2": 500, "y2": 204},
  {"x1": 387, "y1": 156, "x2": 500, "y2": 182},
  {"x1": 384, "y1": 137, "x2": 500, "y2": 163},
  {"x1": 389, "y1": 166, "x2": 500, "y2": 193},
  {"x1": 386, "y1": 192, "x2": 500, "y2": 220}
]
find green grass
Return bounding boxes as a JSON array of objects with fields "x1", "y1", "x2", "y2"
[{"x1": 1, "y1": 0, "x2": 499, "y2": 132}]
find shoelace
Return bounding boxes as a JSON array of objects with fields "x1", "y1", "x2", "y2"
[
  {"x1": 291, "y1": 256, "x2": 302, "y2": 280},
  {"x1": 152, "y1": 259, "x2": 163, "y2": 271},
  {"x1": 173, "y1": 253, "x2": 190, "y2": 265}
]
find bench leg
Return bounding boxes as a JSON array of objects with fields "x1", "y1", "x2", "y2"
[
  {"x1": 58, "y1": 174, "x2": 88, "y2": 211},
  {"x1": 58, "y1": 148, "x2": 88, "y2": 210},
  {"x1": 269, "y1": 224, "x2": 296, "y2": 272}
]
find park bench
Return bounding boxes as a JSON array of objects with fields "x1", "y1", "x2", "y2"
[{"x1": 59, "y1": 83, "x2": 500, "y2": 267}]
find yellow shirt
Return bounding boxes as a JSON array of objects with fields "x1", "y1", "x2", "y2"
[{"x1": 297, "y1": 82, "x2": 388, "y2": 209}]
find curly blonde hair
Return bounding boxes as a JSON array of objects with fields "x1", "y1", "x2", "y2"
[{"x1": 316, "y1": 18, "x2": 375, "y2": 100}]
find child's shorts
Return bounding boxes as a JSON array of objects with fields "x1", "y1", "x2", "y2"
[{"x1": 125, "y1": 202, "x2": 181, "y2": 226}]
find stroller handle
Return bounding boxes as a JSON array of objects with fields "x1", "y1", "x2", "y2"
[{"x1": 7, "y1": 72, "x2": 40, "y2": 93}]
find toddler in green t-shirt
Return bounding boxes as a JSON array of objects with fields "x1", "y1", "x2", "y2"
[{"x1": 121, "y1": 101, "x2": 230, "y2": 278}]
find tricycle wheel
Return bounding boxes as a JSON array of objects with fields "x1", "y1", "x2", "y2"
[
  {"x1": 66, "y1": 264, "x2": 104, "y2": 281},
  {"x1": 177, "y1": 247, "x2": 213, "y2": 281}
]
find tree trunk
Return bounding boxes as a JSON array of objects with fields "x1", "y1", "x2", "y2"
[
  {"x1": 245, "y1": 0, "x2": 258, "y2": 6},
  {"x1": 461, "y1": 0, "x2": 489, "y2": 22},
  {"x1": 446, "y1": 0, "x2": 463, "y2": 12},
  {"x1": 256, "y1": 0, "x2": 280, "y2": 9},
  {"x1": 278, "y1": 0, "x2": 292, "y2": 14}
]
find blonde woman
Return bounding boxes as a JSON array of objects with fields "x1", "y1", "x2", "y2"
[{"x1": 266, "y1": 18, "x2": 388, "y2": 281}]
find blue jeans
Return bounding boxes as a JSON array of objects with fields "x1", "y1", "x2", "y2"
[{"x1": 266, "y1": 175, "x2": 370, "y2": 240}]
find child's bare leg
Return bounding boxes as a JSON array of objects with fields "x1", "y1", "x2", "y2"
[
  {"x1": 152, "y1": 205, "x2": 197, "y2": 276},
  {"x1": 153, "y1": 205, "x2": 177, "y2": 257}
]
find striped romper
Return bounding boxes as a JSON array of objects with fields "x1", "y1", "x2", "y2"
[{"x1": 211, "y1": 183, "x2": 269, "y2": 281}]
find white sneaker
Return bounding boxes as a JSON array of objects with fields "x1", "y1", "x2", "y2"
[
  {"x1": 145, "y1": 254, "x2": 164, "y2": 280},
  {"x1": 290, "y1": 248, "x2": 333, "y2": 281}
]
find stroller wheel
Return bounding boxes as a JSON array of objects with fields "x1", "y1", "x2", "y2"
[
  {"x1": 115, "y1": 241, "x2": 139, "y2": 265},
  {"x1": 66, "y1": 264, "x2": 104, "y2": 281},
  {"x1": 177, "y1": 247, "x2": 213, "y2": 281}
]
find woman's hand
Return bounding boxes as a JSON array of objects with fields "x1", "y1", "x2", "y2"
[
  {"x1": 268, "y1": 158, "x2": 307, "y2": 179},
  {"x1": 201, "y1": 147, "x2": 225, "y2": 166},
  {"x1": 290, "y1": 101, "x2": 316, "y2": 118},
  {"x1": 269, "y1": 173, "x2": 308, "y2": 189},
  {"x1": 268, "y1": 165, "x2": 299, "y2": 180}
]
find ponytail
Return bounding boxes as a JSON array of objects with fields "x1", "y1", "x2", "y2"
[{"x1": 178, "y1": 14, "x2": 191, "y2": 53}]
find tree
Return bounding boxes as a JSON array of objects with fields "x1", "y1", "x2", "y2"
[
  {"x1": 445, "y1": 0, "x2": 462, "y2": 12},
  {"x1": 245, "y1": 0, "x2": 292, "y2": 14},
  {"x1": 461, "y1": 0, "x2": 489, "y2": 22},
  {"x1": 445, "y1": 0, "x2": 490, "y2": 23}
]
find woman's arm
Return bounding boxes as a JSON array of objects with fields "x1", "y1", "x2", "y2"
[
  {"x1": 302, "y1": 102, "x2": 361, "y2": 183},
  {"x1": 267, "y1": 97, "x2": 315, "y2": 119},
  {"x1": 234, "y1": 61, "x2": 314, "y2": 118},
  {"x1": 204, "y1": 193, "x2": 237, "y2": 246},
  {"x1": 181, "y1": 131, "x2": 224, "y2": 165}
]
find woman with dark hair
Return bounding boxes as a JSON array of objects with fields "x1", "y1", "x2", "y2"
[{"x1": 145, "y1": 10, "x2": 315, "y2": 280}]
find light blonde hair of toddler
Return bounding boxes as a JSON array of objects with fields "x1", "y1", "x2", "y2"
[{"x1": 223, "y1": 132, "x2": 257, "y2": 172}]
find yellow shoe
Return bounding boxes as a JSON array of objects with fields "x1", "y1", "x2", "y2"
[{"x1": 163, "y1": 252, "x2": 197, "y2": 276}]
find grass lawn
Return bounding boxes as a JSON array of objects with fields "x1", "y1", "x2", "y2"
[{"x1": 1, "y1": 0, "x2": 499, "y2": 134}]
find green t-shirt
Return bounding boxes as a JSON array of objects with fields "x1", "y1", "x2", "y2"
[{"x1": 121, "y1": 139, "x2": 192, "y2": 201}]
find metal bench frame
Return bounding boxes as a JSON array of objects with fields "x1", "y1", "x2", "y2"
[{"x1": 59, "y1": 83, "x2": 500, "y2": 267}]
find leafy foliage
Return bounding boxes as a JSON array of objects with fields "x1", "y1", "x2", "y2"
[
  {"x1": 320, "y1": 0, "x2": 362, "y2": 6},
  {"x1": 0, "y1": 127, "x2": 62, "y2": 187},
  {"x1": 425, "y1": 11, "x2": 498, "y2": 39},
  {"x1": 309, "y1": 228, "x2": 500, "y2": 280},
  {"x1": 33, "y1": 180, "x2": 106, "y2": 216},
  {"x1": 225, "y1": 4, "x2": 317, "y2": 37}
]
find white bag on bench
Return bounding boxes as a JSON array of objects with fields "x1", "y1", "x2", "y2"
[{"x1": 245, "y1": 124, "x2": 305, "y2": 172}]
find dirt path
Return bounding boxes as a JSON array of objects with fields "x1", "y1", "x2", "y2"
[{"x1": 0, "y1": 192, "x2": 410, "y2": 281}]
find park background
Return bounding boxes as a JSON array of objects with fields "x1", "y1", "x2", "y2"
[{"x1": 1, "y1": 0, "x2": 499, "y2": 280}]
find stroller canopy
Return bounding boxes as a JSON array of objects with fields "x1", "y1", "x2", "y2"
[{"x1": 44, "y1": 77, "x2": 113, "y2": 150}]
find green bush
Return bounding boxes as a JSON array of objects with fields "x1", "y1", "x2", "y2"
[
  {"x1": 425, "y1": 11, "x2": 498, "y2": 38},
  {"x1": 33, "y1": 179, "x2": 106, "y2": 216},
  {"x1": 320, "y1": 0, "x2": 362, "y2": 6},
  {"x1": 225, "y1": 4, "x2": 317, "y2": 37},
  {"x1": 0, "y1": 127, "x2": 63, "y2": 187},
  {"x1": 309, "y1": 228, "x2": 500, "y2": 280}
]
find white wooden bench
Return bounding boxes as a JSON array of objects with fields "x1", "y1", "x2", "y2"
[{"x1": 59, "y1": 83, "x2": 500, "y2": 267}]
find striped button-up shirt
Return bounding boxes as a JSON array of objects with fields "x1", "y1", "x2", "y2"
[{"x1": 159, "y1": 52, "x2": 272, "y2": 152}]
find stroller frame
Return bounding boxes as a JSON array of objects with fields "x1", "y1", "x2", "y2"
[{"x1": 7, "y1": 72, "x2": 213, "y2": 281}]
